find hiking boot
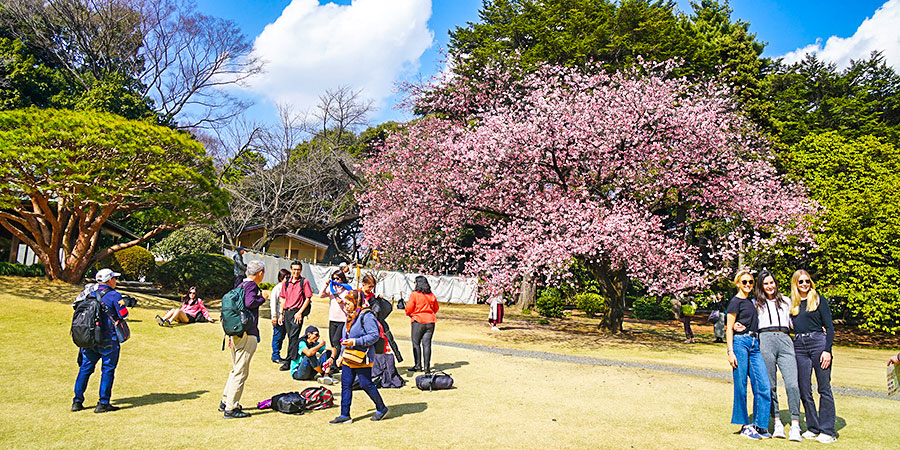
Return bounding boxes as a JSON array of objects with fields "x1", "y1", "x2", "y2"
[
  {"x1": 71, "y1": 401, "x2": 84, "y2": 412},
  {"x1": 219, "y1": 401, "x2": 241, "y2": 412},
  {"x1": 740, "y1": 426, "x2": 762, "y2": 440},
  {"x1": 815, "y1": 434, "x2": 837, "y2": 444},
  {"x1": 223, "y1": 407, "x2": 250, "y2": 419},
  {"x1": 371, "y1": 407, "x2": 389, "y2": 421},
  {"x1": 802, "y1": 431, "x2": 818, "y2": 440},
  {"x1": 773, "y1": 422, "x2": 786, "y2": 439},
  {"x1": 94, "y1": 403, "x2": 119, "y2": 413},
  {"x1": 329, "y1": 415, "x2": 352, "y2": 424},
  {"x1": 155, "y1": 315, "x2": 165, "y2": 327},
  {"x1": 789, "y1": 426, "x2": 802, "y2": 442}
]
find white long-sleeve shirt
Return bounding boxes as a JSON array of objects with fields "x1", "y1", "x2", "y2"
[{"x1": 757, "y1": 295, "x2": 791, "y2": 330}]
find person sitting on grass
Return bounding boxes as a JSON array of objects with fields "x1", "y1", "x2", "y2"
[
  {"x1": 291, "y1": 326, "x2": 337, "y2": 384},
  {"x1": 156, "y1": 286, "x2": 215, "y2": 326}
]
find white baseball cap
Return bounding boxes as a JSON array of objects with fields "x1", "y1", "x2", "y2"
[{"x1": 95, "y1": 268, "x2": 121, "y2": 283}]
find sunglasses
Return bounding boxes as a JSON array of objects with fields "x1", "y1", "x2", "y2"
[
  {"x1": 740, "y1": 280, "x2": 753, "y2": 285},
  {"x1": 797, "y1": 279, "x2": 811, "y2": 285}
]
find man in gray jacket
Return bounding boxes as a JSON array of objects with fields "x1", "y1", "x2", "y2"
[{"x1": 233, "y1": 247, "x2": 247, "y2": 288}]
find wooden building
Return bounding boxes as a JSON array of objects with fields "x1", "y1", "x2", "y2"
[{"x1": 235, "y1": 225, "x2": 328, "y2": 263}]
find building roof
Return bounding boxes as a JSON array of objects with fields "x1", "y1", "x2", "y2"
[{"x1": 240, "y1": 224, "x2": 329, "y2": 249}]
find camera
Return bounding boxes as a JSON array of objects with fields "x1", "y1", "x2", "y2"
[{"x1": 121, "y1": 295, "x2": 138, "y2": 308}]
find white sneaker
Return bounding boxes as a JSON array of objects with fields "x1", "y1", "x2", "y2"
[
  {"x1": 773, "y1": 422, "x2": 786, "y2": 439},
  {"x1": 491, "y1": 326, "x2": 499, "y2": 331},
  {"x1": 789, "y1": 426, "x2": 802, "y2": 442},
  {"x1": 802, "y1": 430, "x2": 817, "y2": 440},
  {"x1": 816, "y1": 434, "x2": 837, "y2": 444},
  {"x1": 317, "y1": 376, "x2": 334, "y2": 385}
]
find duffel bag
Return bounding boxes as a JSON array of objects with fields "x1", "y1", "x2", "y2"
[
  {"x1": 415, "y1": 370, "x2": 453, "y2": 391},
  {"x1": 271, "y1": 391, "x2": 305, "y2": 414}
]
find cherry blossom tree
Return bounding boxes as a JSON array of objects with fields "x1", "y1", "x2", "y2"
[{"x1": 361, "y1": 61, "x2": 816, "y2": 331}]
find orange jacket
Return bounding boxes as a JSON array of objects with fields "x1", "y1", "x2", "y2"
[{"x1": 405, "y1": 291, "x2": 439, "y2": 324}]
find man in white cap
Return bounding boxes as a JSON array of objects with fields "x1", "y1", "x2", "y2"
[{"x1": 72, "y1": 268, "x2": 129, "y2": 413}]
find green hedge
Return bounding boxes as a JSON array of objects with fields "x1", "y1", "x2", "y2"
[
  {"x1": 632, "y1": 296, "x2": 673, "y2": 320},
  {"x1": 0, "y1": 262, "x2": 45, "y2": 277},
  {"x1": 536, "y1": 287, "x2": 566, "y2": 318},
  {"x1": 152, "y1": 225, "x2": 223, "y2": 260},
  {"x1": 156, "y1": 253, "x2": 234, "y2": 298},
  {"x1": 258, "y1": 282, "x2": 275, "y2": 291},
  {"x1": 97, "y1": 246, "x2": 156, "y2": 281},
  {"x1": 575, "y1": 292, "x2": 607, "y2": 317}
]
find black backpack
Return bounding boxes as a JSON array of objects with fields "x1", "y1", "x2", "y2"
[
  {"x1": 271, "y1": 392, "x2": 305, "y2": 414},
  {"x1": 71, "y1": 289, "x2": 107, "y2": 348},
  {"x1": 371, "y1": 296, "x2": 393, "y2": 323}
]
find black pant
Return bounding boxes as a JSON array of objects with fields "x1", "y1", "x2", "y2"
[
  {"x1": 682, "y1": 316, "x2": 694, "y2": 340},
  {"x1": 284, "y1": 308, "x2": 304, "y2": 361},
  {"x1": 794, "y1": 332, "x2": 836, "y2": 436},
  {"x1": 233, "y1": 275, "x2": 244, "y2": 288},
  {"x1": 411, "y1": 322, "x2": 435, "y2": 371},
  {"x1": 329, "y1": 321, "x2": 344, "y2": 351}
]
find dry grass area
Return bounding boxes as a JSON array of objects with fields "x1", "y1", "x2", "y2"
[{"x1": 0, "y1": 276, "x2": 896, "y2": 449}]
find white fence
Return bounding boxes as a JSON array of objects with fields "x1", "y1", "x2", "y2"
[{"x1": 224, "y1": 249, "x2": 478, "y2": 304}]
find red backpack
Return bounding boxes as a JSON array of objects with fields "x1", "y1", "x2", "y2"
[{"x1": 300, "y1": 386, "x2": 334, "y2": 410}]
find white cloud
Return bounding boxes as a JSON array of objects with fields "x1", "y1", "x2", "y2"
[
  {"x1": 779, "y1": 0, "x2": 900, "y2": 69},
  {"x1": 246, "y1": 0, "x2": 434, "y2": 115}
]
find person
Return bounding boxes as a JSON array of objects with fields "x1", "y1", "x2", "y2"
[
  {"x1": 790, "y1": 270, "x2": 837, "y2": 443},
  {"x1": 752, "y1": 269, "x2": 802, "y2": 441},
  {"x1": 889, "y1": 353, "x2": 900, "y2": 366},
  {"x1": 155, "y1": 286, "x2": 215, "y2": 326},
  {"x1": 488, "y1": 295, "x2": 504, "y2": 331},
  {"x1": 406, "y1": 275, "x2": 439, "y2": 373},
  {"x1": 712, "y1": 292, "x2": 727, "y2": 343},
  {"x1": 72, "y1": 268, "x2": 129, "y2": 413},
  {"x1": 339, "y1": 261, "x2": 355, "y2": 284},
  {"x1": 290, "y1": 326, "x2": 337, "y2": 383},
  {"x1": 269, "y1": 268, "x2": 291, "y2": 364},
  {"x1": 233, "y1": 247, "x2": 247, "y2": 288},
  {"x1": 362, "y1": 274, "x2": 402, "y2": 361},
  {"x1": 680, "y1": 297, "x2": 696, "y2": 344},
  {"x1": 322, "y1": 269, "x2": 353, "y2": 353},
  {"x1": 726, "y1": 269, "x2": 771, "y2": 439},
  {"x1": 220, "y1": 260, "x2": 267, "y2": 419},
  {"x1": 279, "y1": 261, "x2": 313, "y2": 371},
  {"x1": 330, "y1": 290, "x2": 389, "y2": 424}
]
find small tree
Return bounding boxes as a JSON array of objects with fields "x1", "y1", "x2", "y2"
[
  {"x1": 0, "y1": 108, "x2": 228, "y2": 283},
  {"x1": 152, "y1": 225, "x2": 222, "y2": 261}
]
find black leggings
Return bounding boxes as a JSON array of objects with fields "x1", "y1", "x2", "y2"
[
  {"x1": 411, "y1": 322, "x2": 435, "y2": 371},
  {"x1": 329, "y1": 321, "x2": 344, "y2": 351}
]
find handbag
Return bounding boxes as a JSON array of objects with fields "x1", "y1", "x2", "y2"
[
  {"x1": 415, "y1": 370, "x2": 454, "y2": 391},
  {"x1": 342, "y1": 348, "x2": 367, "y2": 365},
  {"x1": 708, "y1": 310, "x2": 721, "y2": 324},
  {"x1": 113, "y1": 318, "x2": 130, "y2": 343}
]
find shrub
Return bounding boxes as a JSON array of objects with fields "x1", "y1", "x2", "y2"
[
  {"x1": 97, "y1": 246, "x2": 156, "y2": 281},
  {"x1": 632, "y1": 296, "x2": 673, "y2": 320},
  {"x1": 152, "y1": 225, "x2": 222, "y2": 260},
  {"x1": 575, "y1": 293, "x2": 607, "y2": 317},
  {"x1": 537, "y1": 318, "x2": 550, "y2": 325},
  {"x1": 156, "y1": 253, "x2": 234, "y2": 298},
  {"x1": 536, "y1": 287, "x2": 566, "y2": 318},
  {"x1": 0, "y1": 262, "x2": 45, "y2": 277},
  {"x1": 258, "y1": 282, "x2": 275, "y2": 291}
]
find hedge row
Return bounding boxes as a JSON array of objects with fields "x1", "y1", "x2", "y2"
[{"x1": 0, "y1": 262, "x2": 45, "y2": 277}]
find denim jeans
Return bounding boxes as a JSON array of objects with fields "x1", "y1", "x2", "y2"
[
  {"x1": 794, "y1": 332, "x2": 836, "y2": 436},
  {"x1": 732, "y1": 334, "x2": 771, "y2": 428},
  {"x1": 272, "y1": 323, "x2": 286, "y2": 361},
  {"x1": 73, "y1": 341, "x2": 120, "y2": 405},
  {"x1": 340, "y1": 365, "x2": 386, "y2": 418},
  {"x1": 293, "y1": 353, "x2": 331, "y2": 381}
]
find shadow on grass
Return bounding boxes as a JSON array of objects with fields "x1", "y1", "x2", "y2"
[
  {"x1": 356, "y1": 401, "x2": 427, "y2": 421},
  {"x1": 115, "y1": 390, "x2": 208, "y2": 409},
  {"x1": 745, "y1": 411, "x2": 846, "y2": 434}
]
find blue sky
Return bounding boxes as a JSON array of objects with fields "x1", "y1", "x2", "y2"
[{"x1": 194, "y1": 0, "x2": 898, "y2": 127}]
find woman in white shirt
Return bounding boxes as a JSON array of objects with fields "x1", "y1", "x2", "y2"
[{"x1": 269, "y1": 269, "x2": 290, "y2": 364}]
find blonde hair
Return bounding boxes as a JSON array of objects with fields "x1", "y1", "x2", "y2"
[
  {"x1": 790, "y1": 269, "x2": 819, "y2": 315},
  {"x1": 733, "y1": 269, "x2": 753, "y2": 292}
]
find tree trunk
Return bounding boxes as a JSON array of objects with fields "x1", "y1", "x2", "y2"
[
  {"x1": 517, "y1": 272, "x2": 536, "y2": 311},
  {"x1": 584, "y1": 259, "x2": 628, "y2": 333}
]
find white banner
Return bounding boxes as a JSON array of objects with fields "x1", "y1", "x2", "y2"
[{"x1": 225, "y1": 249, "x2": 478, "y2": 304}]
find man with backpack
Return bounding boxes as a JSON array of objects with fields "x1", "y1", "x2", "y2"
[
  {"x1": 279, "y1": 261, "x2": 313, "y2": 372},
  {"x1": 221, "y1": 260, "x2": 267, "y2": 419},
  {"x1": 72, "y1": 268, "x2": 128, "y2": 413}
]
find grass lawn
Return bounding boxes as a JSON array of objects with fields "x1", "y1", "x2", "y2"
[{"x1": 0, "y1": 276, "x2": 896, "y2": 449}]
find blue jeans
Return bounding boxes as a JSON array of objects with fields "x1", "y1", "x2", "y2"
[
  {"x1": 794, "y1": 332, "x2": 836, "y2": 436},
  {"x1": 293, "y1": 353, "x2": 331, "y2": 380},
  {"x1": 340, "y1": 365, "x2": 386, "y2": 418},
  {"x1": 732, "y1": 334, "x2": 771, "y2": 428},
  {"x1": 73, "y1": 341, "x2": 120, "y2": 405},
  {"x1": 272, "y1": 323, "x2": 286, "y2": 361}
]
